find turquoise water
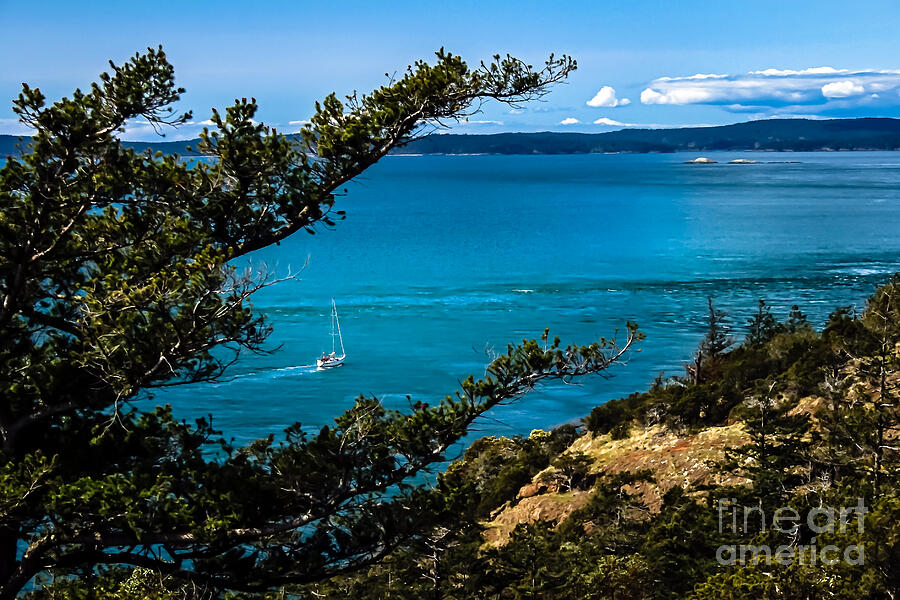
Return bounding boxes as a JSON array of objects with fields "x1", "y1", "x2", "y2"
[{"x1": 147, "y1": 152, "x2": 900, "y2": 444}]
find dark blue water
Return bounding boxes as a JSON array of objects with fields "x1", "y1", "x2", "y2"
[{"x1": 146, "y1": 152, "x2": 900, "y2": 444}]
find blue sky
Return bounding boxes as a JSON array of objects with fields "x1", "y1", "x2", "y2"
[{"x1": 3, "y1": 0, "x2": 900, "y2": 139}]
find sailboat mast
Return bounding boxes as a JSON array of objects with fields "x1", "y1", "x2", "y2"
[
  {"x1": 330, "y1": 299, "x2": 336, "y2": 353},
  {"x1": 334, "y1": 300, "x2": 345, "y2": 357}
]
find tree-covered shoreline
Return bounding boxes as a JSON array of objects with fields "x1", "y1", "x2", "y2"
[
  {"x1": 32, "y1": 284, "x2": 900, "y2": 598},
  {"x1": 7, "y1": 117, "x2": 900, "y2": 158},
  {"x1": 285, "y1": 286, "x2": 900, "y2": 599}
]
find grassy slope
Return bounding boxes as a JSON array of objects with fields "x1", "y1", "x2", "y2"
[{"x1": 483, "y1": 421, "x2": 749, "y2": 544}]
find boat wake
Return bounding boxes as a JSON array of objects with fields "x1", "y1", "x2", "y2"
[{"x1": 229, "y1": 364, "x2": 320, "y2": 383}]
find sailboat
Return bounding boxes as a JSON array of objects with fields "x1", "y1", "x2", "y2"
[{"x1": 316, "y1": 300, "x2": 345, "y2": 369}]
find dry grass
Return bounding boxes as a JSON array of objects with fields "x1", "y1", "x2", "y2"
[
  {"x1": 483, "y1": 421, "x2": 749, "y2": 544},
  {"x1": 481, "y1": 392, "x2": 836, "y2": 545}
]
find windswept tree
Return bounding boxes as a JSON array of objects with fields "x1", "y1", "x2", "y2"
[
  {"x1": 722, "y1": 384, "x2": 811, "y2": 505},
  {"x1": 687, "y1": 297, "x2": 733, "y2": 384},
  {"x1": 856, "y1": 276, "x2": 900, "y2": 493},
  {"x1": 0, "y1": 47, "x2": 644, "y2": 597},
  {"x1": 821, "y1": 276, "x2": 900, "y2": 495},
  {"x1": 699, "y1": 297, "x2": 733, "y2": 359},
  {"x1": 745, "y1": 299, "x2": 779, "y2": 347}
]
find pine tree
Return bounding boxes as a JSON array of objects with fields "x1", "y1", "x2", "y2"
[
  {"x1": 816, "y1": 278, "x2": 900, "y2": 496},
  {"x1": 700, "y1": 297, "x2": 734, "y2": 357},
  {"x1": 687, "y1": 297, "x2": 733, "y2": 384},
  {"x1": 0, "y1": 47, "x2": 647, "y2": 600},
  {"x1": 855, "y1": 276, "x2": 900, "y2": 494},
  {"x1": 547, "y1": 451, "x2": 593, "y2": 491},
  {"x1": 746, "y1": 299, "x2": 779, "y2": 346},
  {"x1": 786, "y1": 304, "x2": 810, "y2": 333},
  {"x1": 724, "y1": 384, "x2": 811, "y2": 504}
]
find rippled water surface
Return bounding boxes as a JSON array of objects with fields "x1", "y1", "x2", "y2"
[{"x1": 147, "y1": 152, "x2": 900, "y2": 444}]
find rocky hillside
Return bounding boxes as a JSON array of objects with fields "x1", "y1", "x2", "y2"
[
  {"x1": 294, "y1": 290, "x2": 900, "y2": 599},
  {"x1": 484, "y1": 421, "x2": 750, "y2": 544}
]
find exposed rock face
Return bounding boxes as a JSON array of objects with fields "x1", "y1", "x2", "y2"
[
  {"x1": 516, "y1": 482, "x2": 548, "y2": 499},
  {"x1": 685, "y1": 157, "x2": 717, "y2": 163},
  {"x1": 484, "y1": 492, "x2": 593, "y2": 545},
  {"x1": 483, "y1": 422, "x2": 750, "y2": 544}
]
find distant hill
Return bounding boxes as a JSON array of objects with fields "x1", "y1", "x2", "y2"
[
  {"x1": 5, "y1": 118, "x2": 900, "y2": 157},
  {"x1": 398, "y1": 118, "x2": 900, "y2": 154},
  {"x1": 0, "y1": 136, "x2": 203, "y2": 157}
]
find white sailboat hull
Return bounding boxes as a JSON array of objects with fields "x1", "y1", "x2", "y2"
[{"x1": 317, "y1": 354, "x2": 345, "y2": 369}]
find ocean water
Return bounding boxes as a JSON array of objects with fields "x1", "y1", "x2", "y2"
[{"x1": 146, "y1": 152, "x2": 900, "y2": 445}]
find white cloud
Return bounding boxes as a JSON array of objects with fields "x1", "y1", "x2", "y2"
[
  {"x1": 586, "y1": 86, "x2": 631, "y2": 108},
  {"x1": 559, "y1": 117, "x2": 580, "y2": 125},
  {"x1": 640, "y1": 67, "x2": 900, "y2": 112},
  {"x1": 821, "y1": 80, "x2": 865, "y2": 98},
  {"x1": 118, "y1": 118, "x2": 218, "y2": 142},
  {"x1": 531, "y1": 105, "x2": 570, "y2": 113},
  {"x1": 591, "y1": 117, "x2": 715, "y2": 128},
  {"x1": 640, "y1": 88, "x2": 665, "y2": 104},
  {"x1": 462, "y1": 120, "x2": 504, "y2": 125},
  {"x1": 750, "y1": 67, "x2": 844, "y2": 76},
  {"x1": 288, "y1": 119, "x2": 309, "y2": 125},
  {"x1": 0, "y1": 118, "x2": 35, "y2": 136},
  {"x1": 657, "y1": 73, "x2": 728, "y2": 81},
  {"x1": 642, "y1": 86, "x2": 717, "y2": 105}
]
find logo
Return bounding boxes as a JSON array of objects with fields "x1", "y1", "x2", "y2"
[{"x1": 715, "y1": 498, "x2": 866, "y2": 566}]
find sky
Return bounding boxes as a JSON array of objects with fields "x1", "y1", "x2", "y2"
[{"x1": 2, "y1": 0, "x2": 900, "y2": 140}]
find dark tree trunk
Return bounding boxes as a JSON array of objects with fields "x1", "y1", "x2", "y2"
[{"x1": 0, "y1": 525, "x2": 22, "y2": 600}]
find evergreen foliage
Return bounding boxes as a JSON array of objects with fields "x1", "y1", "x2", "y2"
[
  {"x1": 746, "y1": 299, "x2": 779, "y2": 346},
  {"x1": 300, "y1": 286, "x2": 900, "y2": 599},
  {"x1": 0, "y1": 47, "x2": 609, "y2": 599}
]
